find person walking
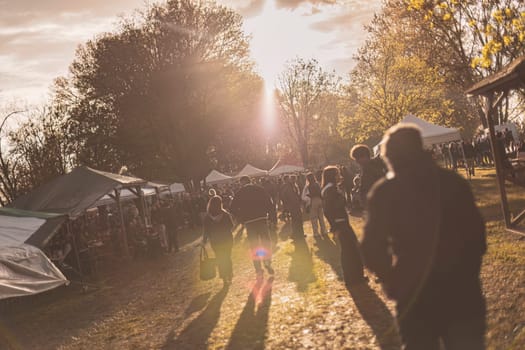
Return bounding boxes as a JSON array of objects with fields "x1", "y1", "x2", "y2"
[
  {"x1": 302, "y1": 172, "x2": 327, "y2": 237},
  {"x1": 280, "y1": 175, "x2": 304, "y2": 241},
  {"x1": 349, "y1": 144, "x2": 386, "y2": 209},
  {"x1": 321, "y1": 166, "x2": 367, "y2": 287},
  {"x1": 203, "y1": 195, "x2": 234, "y2": 286},
  {"x1": 362, "y1": 125, "x2": 486, "y2": 350},
  {"x1": 230, "y1": 176, "x2": 276, "y2": 279}
]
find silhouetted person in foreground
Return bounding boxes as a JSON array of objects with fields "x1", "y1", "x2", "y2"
[
  {"x1": 362, "y1": 124, "x2": 486, "y2": 350},
  {"x1": 230, "y1": 176, "x2": 276, "y2": 279},
  {"x1": 321, "y1": 166, "x2": 367, "y2": 287},
  {"x1": 203, "y1": 194, "x2": 234, "y2": 286}
]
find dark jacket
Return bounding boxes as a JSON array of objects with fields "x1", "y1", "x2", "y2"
[
  {"x1": 361, "y1": 155, "x2": 486, "y2": 306},
  {"x1": 203, "y1": 210, "x2": 234, "y2": 247},
  {"x1": 322, "y1": 183, "x2": 349, "y2": 233},
  {"x1": 359, "y1": 156, "x2": 386, "y2": 204},
  {"x1": 280, "y1": 183, "x2": 302, "y2": 210},
  {"x1": 230, "y1": 184, "x2": 275, "y2": 223}
]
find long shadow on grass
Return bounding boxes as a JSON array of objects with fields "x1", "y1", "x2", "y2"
[
  {"x1": 348, "y1": 284, "x2": 401, "y2": 350},
  {"x1": 226, "y1": 277, "x2": 273, "y2": 350},
  {"x1": 162, "y1": 286, "x2": 229, "y2": 350},
  {"x1": 288, "y1": 239, "x2": 316, "y2": 292},
  {"x1": 314, "y1": 234, "x2": 343, "y2": 281}
]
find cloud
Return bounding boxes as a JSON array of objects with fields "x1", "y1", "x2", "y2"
[
  {"x1": 275, "y1": 0, "x2": 336, "y2": 10},
  {"x1": 230, "y1": 0, "x2": 267, "y2": 17}
]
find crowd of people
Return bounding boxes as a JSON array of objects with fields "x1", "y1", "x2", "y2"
[
  {"x1": 200, "y1": 124, "x2": 492, "y2": 349},
  {"x1": 42, "y1": 122, "x2": 525, "y2": 349}
]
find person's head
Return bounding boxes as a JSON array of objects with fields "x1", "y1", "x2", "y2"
[
  {"x1": 283, "y1": 175, "x2": 290, "y2": 183},
  {"x1": 290, "y1": 175, "x2": 297, "y2": 183},
  {"x1": 350, "y1": 144, "x2": 372, "y2": 166},
  {"x1": 240, "y1": 175, "x2": 251, "y2": 186},
  {"x1": 321, "y1": 166, "x2": 340, "y2": 188},
  {"x1": 207, "y1": 195, "x2": 223, "y2": 216},
  {"x1": 306, "y1": 172, "x2": 315, "y2": 184},
  {"x1": 380, "y1": 124, "x2": 425, "y2": 172}
]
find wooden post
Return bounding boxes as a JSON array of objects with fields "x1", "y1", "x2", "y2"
[
  {"x1": 485, "y1": 93, "x2": 512, "y2": 227},
  {"x1": 115, "y1": 189, "x2": 131, "y2": 259},
  {"x1": 66, "y1": 220, "x2": 83, "y2": 277}
]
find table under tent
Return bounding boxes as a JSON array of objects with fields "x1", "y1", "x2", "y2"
[{"x1": 466, "y1": 55, "x2": 525, "y2": 235}]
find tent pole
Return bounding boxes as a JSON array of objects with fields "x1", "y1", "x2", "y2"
[
  {"x1": 485, "y1": 93, "x2": 512, "y2": 227},
  {"x1": 115, "y1": 189, "x2": 131, "y2": 259},
  {"x1": 66, "y1": 220, "x2": 83, "y2": 278}
]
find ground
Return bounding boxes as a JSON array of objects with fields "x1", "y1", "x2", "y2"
[{"x1": 1, "y1": 169, "x2": 524, "y2": 350}]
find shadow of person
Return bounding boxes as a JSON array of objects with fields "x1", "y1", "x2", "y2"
[
  {"x1": 288, "y1": 239, "x2": 316, "y2": 292},
  {"x1": 313, "y1": 234, "x2": 343, "y2": 281},
  {"x1": 349, "y1": 283, "x2": 401, "y2": 350},
  {"x1": 162, "y1": 285, "x2": 229, "y2": 350},
  {"x1": 226, "y1": 277, "x2": 274, "y2": 350},
  {"x1": 184, "y1": 292, "x2": 211, "y2": 316},
  {"x1": 278, "y1": 221, "x2": 292, "y2": 241}
]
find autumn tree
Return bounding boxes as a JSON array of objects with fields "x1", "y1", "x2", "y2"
[
  {"x1": 343, "y1": 9, "x2": 456, "y2": 144},
  {"x1": 405, "y1": 0, "x2": 525, "y2": 124},
  {"x1": 276, "y1": 58, "x2": 340, "y2": 167},
  {"x1": 54, "y1": 0, "x2": 264, "y2": 185}
]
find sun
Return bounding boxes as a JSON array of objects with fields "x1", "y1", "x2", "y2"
[{"x1": 242, "y1": 1, "x2": 331, "y2": 91}]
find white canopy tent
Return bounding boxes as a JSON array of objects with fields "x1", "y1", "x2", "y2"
[
  {"x1": 169, "y1": 183, "x2": 186, "y2": 193},
  {"x1": 235, "y1": 164, "x2": 268, "y2": 178},
  {"x1": 89, "y1": 188, "x2": 157, "y2": 208},
  {"x1": 269, "y1": 165, "x2": 305, "y2": 176},
  {"x1": 205, "y1": 170, "x2": 233, "y2": 185},
  {"x1": 374, "y1": 114, "x2": 462, "y2": 154}
]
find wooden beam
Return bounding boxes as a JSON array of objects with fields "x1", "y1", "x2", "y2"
[
  {"x1": 511, "y1": 208, "x2": 525, "y2": 226},
  {"x1": 115, "y1": 189, "x2": 131, "y2": 259},
  {"x1": 66, "y1": 220, "x2": 83, "y2": 277},
  {"x1": 485, "y1": 93, "x2": 512, "y2": 228}
]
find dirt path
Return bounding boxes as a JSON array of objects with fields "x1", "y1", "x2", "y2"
[
  {"x1": 3, "y1": 198, "x2": 524, "y2": 349},
  {"x1": 4, "y1": 219, "x2": 400, "y2": 350}
]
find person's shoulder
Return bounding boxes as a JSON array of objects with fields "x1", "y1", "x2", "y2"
[{"x1": 368, "y1": 174, "x2": 396, "y2": 201}]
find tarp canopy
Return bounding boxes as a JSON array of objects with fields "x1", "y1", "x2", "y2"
[
  {"x1": 0, "y1": 207, "x2": 66, "y2": 249},
  {"x1": 235, "y1": 164, "x2": 268, "y2": 178},
  {"x1": 10, "y1": 166, "x2": 146, "y2": 220},
  {"x1": 374, "y1": 114, "x2": 462, "y2": 153},
  {"x1": 269, "y1": 165, "x2": 305, "y2": 176},
  {"x1": 0, "y1": 244, "x2": 68, "y2": 300},
  {"x1": 205, "y1": 170, "x2": 233, "y2": 185},
  {"x1": 169, "y1": 183, "x2": 186, "y2": 193},
  {"x1": 0, "y1": 209, "x2": 68, "y2": 300}
]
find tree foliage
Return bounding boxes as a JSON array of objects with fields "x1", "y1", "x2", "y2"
[
  {"x1": 54, "y1": 0, "x2": 264, "y2": 184},
  {"x1": 405, "y1": 0, "x2": 525, "y2": 124}
]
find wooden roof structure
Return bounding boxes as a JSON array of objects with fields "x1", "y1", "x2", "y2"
[{"x1": 466, "y1": 55, "x2": 525, "y2": 235}]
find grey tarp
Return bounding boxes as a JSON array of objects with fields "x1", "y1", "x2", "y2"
[
  {"x1": 9, "y1": 166, "x2": 146, "y2": 220},
  {"x1": 0, "y1": 244, "x2": 67, "y2": 300},
  {"x1": 0, "y1": 207, "x2": 66, "y2": 249}
]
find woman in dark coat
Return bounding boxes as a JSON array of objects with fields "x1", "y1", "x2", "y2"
[
  {"x1": 321, "y1": 166, "x2": 367, "y2": 287},
  {"x1": 203, "y1": 194, "x2": 234, "y2": 285}
]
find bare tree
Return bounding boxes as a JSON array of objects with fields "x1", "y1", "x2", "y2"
[{"x1": 276, "y1": 58, "x2": 339, "y2": 167}]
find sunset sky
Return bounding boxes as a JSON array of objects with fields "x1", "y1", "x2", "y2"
[{"x1": 0, "y1": 0, "x2": 381, "y2": 104}]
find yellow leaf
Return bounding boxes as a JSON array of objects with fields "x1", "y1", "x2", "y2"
[{"x1": 443, "y1": 13, "x2": 451, "y2": 21}]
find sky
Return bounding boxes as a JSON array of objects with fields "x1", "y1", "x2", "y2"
[{"x1": 0, "y1": 0, "x2": 382, "y2": 104}]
